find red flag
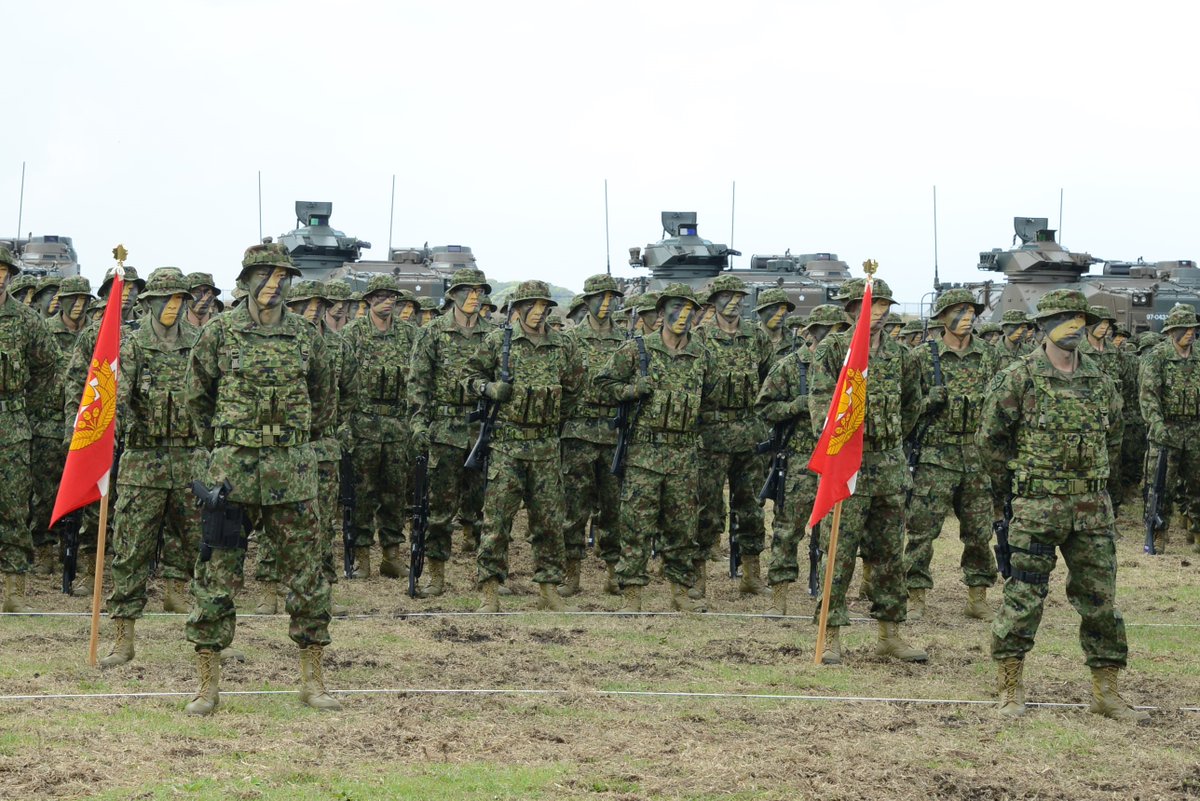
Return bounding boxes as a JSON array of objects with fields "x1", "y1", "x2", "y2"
[
  {"x1": 50, "y1": 270, "x2": 124, "y2": 527},
  {"x1": 806, "y1": 278, "x2": 873, "y2": 529}
]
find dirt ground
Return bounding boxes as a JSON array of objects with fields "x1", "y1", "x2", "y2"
[{"x1": 1, "y1": 505, "x2": 1198, "y2": 800}]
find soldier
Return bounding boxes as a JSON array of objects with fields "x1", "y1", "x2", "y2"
[
  {"x1": 185, "y1": 273, "x2": 222, "y2": 328},
  {"x1": 883, "y1": 312, "x2": 904, "y2": 341},
  {"x1": 808, "y1": 277, "x2": 926, "y2": 665},
  {"x1": 904, "y1": 289, "x2": 1000, "y2": 621},
  {"x1": 565, "y1": 294, "x2": 589, "y2": 327},
  {"x1": 560, "y1": 275, "x2": 625, "y2": 596},
  {"x1": 349, "y1": 291, "x2": 368, "y2": 322},
  {"x1": 756, "y1": 288, "x2": 798, "y2": 371},
  {"x1": 417, "y1": 296, "x2": 440, "y2": 326},
  {"x1": 1139, "y1": 304, "x2": 1200, "y2": 553},
  {"x1": 408, "y1": 269, "x2": 495, "y2": 595},
  {"x1": 997, "y1": 310, "x2": 1033, "y2": 365},
  {"x1": 898, "y1": 319, "x2": 925, "y2": 348},
  {"x1": 1111, "y1": 325, "x2": 1132, "y2": 351},
  {"x1": 340, "y1": 276, "x2": 420, "y2": 584},
  {"x1": 87, "y1": 298, "x2": 107, "y2": 324},
  {"x1": 469, "y1": 280, "x2": 583, "y2": 611},
  {"x1": 595, "y1": 283, "x2": 717, "y2": 613},
  {"x1": 755, "y1": 304, "x2": 847, "y2": 615},
  {"x1": 33, "y1": 276, "x2": 63, "y2": 319},
  {"x1": 184, "y1": 243, "x2": 339, "y2": 715},
  {"x1": 323, "y1": 281, "x2": 352, "y2": 333},
  {"x1": 479, "y1": 294, "x2": 497, "y2": 322},
  {"x1": 980, "y1": 289, "x2": 1145, "y2": 722},
  {"x1": 977, "y1": 322, "x2": 1003, "y2": 346},
  {"x1": 1078, "y1": 306, "x2": 1135, "y2": 506},
  {"x1": 0, "y1": 248, "x2": 58, "y2": 612},
  {"x1": 98, "y1": 270, "x2": 204, "y2": 665},
  {"x1": 7, "y1": 274, "x2": 37, "y2": 307},
  {"x1": 628, "y1": 292, "x2": 661, "y2": 335},
  {"x1": 693, "y1": 275, "x2": 772, "y2": 599}
]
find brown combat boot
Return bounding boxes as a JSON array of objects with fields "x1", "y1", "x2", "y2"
[
  {"x1": 477, "y1": 578, "x2": 500, "y2": 612},
  {"x1": 536, "y1": 582, "x2": 579, "y2": 613},
  {"x1": 688, "y1": 559, "x2": 707, "y2": 600},
  {"x1": 99, "y1": 618, "x2": 136, "y2": 667},
  {"x1": 185, "y1": 650, "x2": 220, "y2": 715},
  {"x1": 765, "y1": 581, "x2": 790, "y2": 617},
  {"x1": 874, "y1": 621, "x2": 928, "y2": 663},
  {"x1": 820, "y1": 626, "x2": 843, "y2": 665},
  {"x1": 73, "y1": 553, "x2": 96, "y2": 597},
  {"x1": 996, "y1": 657, "x2": 1026, "y2": 718},
  {"x1": 162, "y1": 578, "x2": 190, "y2": 613},
  {"x1": 330, "y1": 590, "x2": 349, "y2": 617},
  {"x1": 418, "y1": 559, "x2": 446, "y2": 598},
  {"x1": 671, "y1": 582, "x2": 707, "y2": 613},
  {"x1": 738, "y1": 553, "x2": 764, "y2": 596},
  {"x1": 557, "y1": 559, "x2": 581, "y2": 597},
  {"x1": 33, "y1": 544, "x2": 56, "y2": 576},
  {"x1": 906, "y1": 588, "x2": 927, "y2": 621},
  {"x1": 351, "y1": 546, "x2": 371, "y2": 579},
  {"x1": 858, "y1": 561, "x2": 874, "y2": 600},
  {"x1": 459, "y1": 524, "x2": 480, "y2": 553},
  {"x1": 252, "y1": 581, "x2": 279, "y2": 615},
  {"x1": 298, "y1": 645, "x2": 343, "y2": 711},
  {"x1": 379, "y1": 545, "x2": 408, "y2": 578},
  {"x1": 604, "y1": 563, "x2": 620, "y2": 596},
  {"x1": 2, "y1": 573, "x2": 33, "y2": 613},
  {"x1": 619, "y1": 585, "x2": 642, "y2": 613},
  {"x1": 1088, "y1": 666, "x2": 1150, "y2": 724},
  {"x1": 965, "y1": 586, "x2": 994, "y2": 621}
]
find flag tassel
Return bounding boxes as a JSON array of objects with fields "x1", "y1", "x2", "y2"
[
  {"x1": 86, "y1": 492, "x2": 111, "y2": 667},
  {"x1": 812, "y1": 501, "x2": 843, "y2": 665}
]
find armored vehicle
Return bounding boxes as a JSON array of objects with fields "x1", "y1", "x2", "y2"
[
  {"x1": 624, "y1": 211, "x2": 851, "y2": 319},
  {"x1": 11, "y1": 235, "x2": 81, "y2": 278},
  {"x1": 958, "y1": 217, "x2": 1200, "y2": 333}
]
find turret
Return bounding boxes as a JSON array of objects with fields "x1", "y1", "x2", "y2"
[
  {"x1": 277, "y1": 201, "x2": 371, "y2": 280},
  {"x1": 976, "y1": 216, "x2": 1096, "y2": 282}
]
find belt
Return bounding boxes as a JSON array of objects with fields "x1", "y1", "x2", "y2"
[
  {"x1": 492, "y1": 425, "x2": 557, "y2": 443},
  {"x1": 214, "y1": 425, "x2": 309, "y2": 448},
  {"x1": 1013, "y1": 477, "x2": 1105, "y2": 496},
  {"x1": 360, "y1": 400, "x2": 407, "y2": 417},
  {"x1": 127, "y1": 435, "x2": 198, "y2": 448},
  {"x1": 0, "y1": 398, "x2": 26, "y2": 413},
  {"x1": 704, "y1": 409, "x2": 754, "y2": 424},
  {"x1": 632, "y1": 429, "x2": 697, "y2": 446},
  {"x1": 576, "y1": 404, "x2": 618, "y2": 420},
  {"x1": 432, "y1": 403, "x2": 472, "y2": 419}
]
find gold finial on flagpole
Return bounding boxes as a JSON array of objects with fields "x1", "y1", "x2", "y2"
[
  {"x1": 112, "y1": 244, "x2": 127, "y2": 265},
  {"x1": 862, "y1": 259, "x2": 878, "y2": 276}
]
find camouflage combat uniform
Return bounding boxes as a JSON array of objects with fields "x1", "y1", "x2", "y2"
[
  {"x1": 757, "y1": 288, "x2": 799, "y2": 372},
  {"x1": 1077, "y1": 306, "x2": 1135, "y2": 504}
]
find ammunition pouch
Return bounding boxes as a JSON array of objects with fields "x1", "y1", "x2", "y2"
[
  {"x1": 0, "y1": 396, "x2": 26, "y2": 413},
  {"x1": 1013, "y1": 477, "x2": 1105, "y2": 496},
  {"x1": 499, "y1": 384, "x2": 562, "y2": 427},
  {"x1": 0, "y1": 351, "x2": 29, "y2": 394},
  {"x1": 641, "y1": 389, "x2": 701, "y2": 434},
  {"x1": 213, "y1": 425, "x2": 309, "y2": 448},
  {"x1": 492, "y1": 423, "x2": 557, "y2": 442}
]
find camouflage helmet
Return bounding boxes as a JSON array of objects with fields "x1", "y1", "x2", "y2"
[
  {"x1": 1114, "y1": 324, "x2": 1132, "y2": 338},
  {"x1": 56, "y1": 276, "x2": 93, "y2": 298},
  {"x1": 568, "y1": 294, "x2": 587, "y2": 314},
  {"x1": 804, "y1": 304, "x2": 850, "y2": 330},
  {"x1": 239, "y1": 242, "x2": 299, "y2": 278},
  {"x1": 0, "y1": 246, "x2": 20, "y2": 275},
  {"x1": 231, "y1": 287, "x2": 247, "y2": 307},
  {"x1": 100, "y1": 265, "x2": 146, "y2": 295},
  {"x1": 900, "y1": 319, "x2": 925, "y2": 335},
  {"x1": 633, "y1": 292, "x2": 661, "y2": 313},
  {"x1": 884, "y1": 312, "x2": 904, "y2": 328},
  {"x1": 447, "y1": 267, "x2": 491, "y2": 295},
  {"x1": 977, "y1": 322, "x2": 1003, "y2": 336},
  {"x1": 834, "y1": 277, "x2": 895, "y2": 305},
  {"x1": 704, "y1": 274, "x2": 749, "y2": 302},
  {"x1": 1137, "y1": 331, "x2": 1163, "y2": 351},
  {"x1": 581, "y1": 273, "x2": 622, "y2": 297},
  {"x1": 35, "y1": 275, "x2": 62, "y2": 295},
  {"x1": 1088, "y1": 305, "x2": 1118, "y2": 324},
  {"x1": 1000, "y1": 309, "x2": 1031, "y2": 326},
  {"x1": 480, "y1": 293, "x2": 497, "y2": 311},
  {"x1": 8, "y1": 274, "x2": 37, "y2": 295},
  {"x1": 323, "y1": 280, "x2": 351, "y2": 301},
  {"x1": 1160, "y1": 303, "x2": 1200, "y2": 333},
  {"x1": 140, "y1": 270, "x2": 194, "y2": 300},
  {"x1": 1032, "y1": 289, "x2": 1098, "y2": 323},
  {"x1": 418, "y1": 296, "x2": 441, "y2": 311},
  {"x1": 507, "y1": 279, "x2": 557, "y2": 306},
  {"x1": 186, "y1": 272, "x2": 219, "y2": 292},
  {"x1": 364, "y1": 274, "x2": 407, "y2": 298},
  {"x1": 288, "y1": 280, "x2": 327, "y2": 303},
  {"x1": 784, "y1": 313, "x2": 805, "y2": 330},
  {"x1": 755, "y1": 287, "x2": 797, "y2": 313},
  {"x1": 656, "y1": 282, "x2": 700, "y2": 309},
  {"x1": 932, "y1": 288, "x2": 985, "y2": 318}
]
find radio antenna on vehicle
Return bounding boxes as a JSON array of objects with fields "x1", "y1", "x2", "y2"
[
  {"x1": 604, "y1": 179, "x2": 611, "y2": 276},
  {"x1": 932, "y1": 185, "x2": 940, "y2": 290},
  {"x1": 257, "y1": 171, "x2": 263, "y2": 242},
  {"x1": 16, "y1": 161, "x2": 25, "y2": 245},
  {"x1": 388, "y1": 174, "x2": 397, "y2": 254}
]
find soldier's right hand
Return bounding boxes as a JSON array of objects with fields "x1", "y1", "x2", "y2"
[
  {"x1": 925, "y1": 385, "x2": 948, "y2": 407},
  {"x1": 621, "y1": 377, "x2": 653, "y2": 401},
  {"x1": 483, "y1": 381, "x2": 514, "y2": 402},
  {"x1": 1147, "y1": 421, "x2": 1168, "y2": 445},
  {"x1": 410, "y1": 427, "x2": 430, "y2": 453}
]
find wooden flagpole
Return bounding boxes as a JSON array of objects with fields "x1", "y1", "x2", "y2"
[
  {"x1": 812, "y1": 501, "x2": 843, "y2": 665},
  {"x1": 87, "y1": 492, "x2": 111, "y2": 666}
]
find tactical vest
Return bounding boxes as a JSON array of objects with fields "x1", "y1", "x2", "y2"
[
  {"x1": 356, "y1": 323, "x2": 414, "y2": 416},
  {"x1": 637, "y1": 347, "x2": 706, "y2": 436},
  {"x1": 863, "y1": 342, "x2": 905, "y2": 451},
  {"x1": 0, "y1": 312, "x2": 31, "y2": 402},
  {"x1": 706, "y1": 326, "x2": 760, "y2": 415},
  {"x1": 212, "y1": 322, "x2": 313, "y2": 447},
  {"x1": 1013, "y1": 366, "x2": 1109, "y2": 493},
  {"x1": 495, "y1": 338, "x2": 565, "y2": 430},
  {"x1": 924, "y1": 346, "x2": 989, "y2": 445},
  {"x1": 127, "y1": 330, "x2": 197, "y2": 447},
  {"x1": 570, "y1": 329, "x2": 624, "y2": 417},
  {"x1": 1161, "y1": 354, "x2": 1200, "y2": 421},
  {"x1": 431, "y1": 319, "x2": 491, "y2": 411}
]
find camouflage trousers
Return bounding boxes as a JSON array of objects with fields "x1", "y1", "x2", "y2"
[
  {"x1": 426, "y1": 441, "x2": 485, "y2": 563},
  {"x1": 257, "y1": 460, "x2": 344, "y2": 584},
  {"x1": 29, "y1": 436, "x2": 65, "y2": 548},
  {"x1": 476, "y1": 449, "x2": 566, "y2": 586},
  {"x1": 814, "y1": 490, "x2": 908, "y2": 628},
  {"x1": 697, "y1": 449, "x2": 766, "y2": 560},
  {"x1": 108, "y1": 483, "x2": 202, "y2": 619},
  {"x1": 352, "y1": 440, "x2": 410, "y2": 550},
  {"x1": 1120, "y1": 419, "x2": 1146, "y2": 503},
  {"x1": 1151, "y1": 436, "x2": 1200, "y2": 543},
  {"x1": 767, "y1": 464, "x2": 817, "y2": 586},
  {"x1": 0, "y1": 441, "x2": 32, "y2": 574},
  {"x1": 904, "y1": 461, "x2": 997, "y2": 591},
  {"x1": 991, "y1": 491, "x2": 1128, "y2": 668},
  {"x1": 616, "y1": 443, "x2": 699, "y2": 589},
  {"x1": 186, "y1": 499, "x2": 331, "y2": 652},
  {"x1": 561, "y1": 438, "x2": 620, "y2": 563}
]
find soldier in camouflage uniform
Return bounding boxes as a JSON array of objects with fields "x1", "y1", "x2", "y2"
[
  {"x1": 757, "y1": 288, "x2": 798, "y2": 371},
  {"x1": 0, "y1": 248, "x2": 58, "y2": 612},
  {"x1": 1111, "y1": 325, "x2": 1131, "y2": 351},
  {"x1": 322, "y1": 281, "x2": 352, "y2": 333},
  {"x1": 98, "y1": 270, "x2": 205, "y2": 665},
  {"x1": 808, "y1": 278, "x2": 927, "y2": 665},
  {"x1": 565, "y1": 294, "x2": 588, "y2": 327},
  {"x1": 469, "y1": 280, "x2": 584, "y2": 611},
  {"x1": 185, "y1": 273, "x2": 221, "y2": 328},
  {"x1": 883, "y1": 313, "x2": 904, "y2": 341},
  {"x1": 694, "y1": 276, "x2": 772, "y2": 599},
  {"x1": 418, "y1": 296, "x2": 440, "y2": 326},
  {"x1": 977, "y1": 322, "x2": 1003, "y2": 346},
  {"x1": 628, "y1": 292, "x2": 661, "y2": 336},
  {"x1": 341, "y1": 277, "x2": 421, "y2": 586},
  {"x1": 1078, "y1": 306, "x2": 1136, "y2": 506},
  {"x1": 1139, "y1": 304, "x2": 1200, "y2": 553},
  {"x1": 980, "y1": 289, "x2": 1145, "y2": 722},
  {"x1": 996, "y1": 310, "x2": 1033, "y2": 365},
  {"x1": 560, "y1": 275, "x2": 625, "y2": 596},
  {"x1": 755, "y1": 304, "x2": 847, "y2": 615},
  {"x1": 184, "y1": 243, "x2": 340, "y2": 715},
  {"x1": 479, "y1": 294, "x2": 497, "y2": 322},
  {"x1": 903, "y1": 289, "x2": 1000, "y2": 621},
  {"x1": 408, "y1": 269, "x2": 495, "y2": 592},
  {"x1": 33, "y1": 276, "x2": 63, "y2": 319},
  {"x1": 596, "y1": 283, "x2": 718, "y2": 613},
  {"x1": 898, "y1": 319, "x2": 925, "y2": 348},
  {"x1": 7, "y1": 273, "x2": 37, "y2": 307}
]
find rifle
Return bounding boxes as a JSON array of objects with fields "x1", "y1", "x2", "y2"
[
  {"x1": 339, "y1": 451, "x2": 356, "y2": 578},
  {"x1": 728, "y1": 511, "x2": 741, "y2": 578},
  {"x1": 465, "y1": 323, "x2": 513, "y2": 473},
  {"x1": 756, "y1": 361, "x2": 806, "y2": 508},
  {"x1": 60, "y1": 511, "x2": 82, "y2": 595},
  {"x1": 409, "y1": 452, "x2": 430, "y2": 598},
  {"x1": 807, "y1": 524, "x2": 820, "y2": 597},
  {"x1": 610, "y1": 334, "x2": 649, "y2": 478},
  {"x1": 1144, "y1": 445, "x2": 1168, "y2": 555},
  {"x1": 906, "y1": 340, "x2": 943, "y2": 503},
  {"x1": 992, "y1": 494, "x2": 1015, "y2": 579}
]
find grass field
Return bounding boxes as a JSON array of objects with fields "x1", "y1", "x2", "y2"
[{"x1": 1, "y1": 506, "x2": 1198, "y2": 800}]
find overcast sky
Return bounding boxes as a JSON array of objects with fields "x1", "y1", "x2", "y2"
[{"x1": 5, "y1": 0, "x2": 1198, "y2": 303}]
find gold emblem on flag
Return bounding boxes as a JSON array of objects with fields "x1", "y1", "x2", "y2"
[
  {"x1": 827, "y1": 368, "x2": 866, "y2": 455},
  {"x1": 70, "y1": 359, "x2": 117, "y2": 451}
]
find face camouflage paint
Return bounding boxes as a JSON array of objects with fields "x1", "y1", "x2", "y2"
[
  {"x1": 807, "y1": 324, "x2": 832, "y2": 345},
  {"x1": 1171, "y1": 327, "x2": 1196, "y2": 349},
  {"x1": 762, "y1": 304, "x2": 787, "y2": 330},
  {"x1": 944, "y1": 304, "x2": 975, "y2": 337},
  {"x1": 397, "y1": 301, "x2": 416, "y2": 322},
  {"x1": 455, "y1": 287, "x2": 482, "y2": 315},
  {"x1": 521, "y1": 299, "x2": 550, "y2": 329},
  {"x1": 66, "y1": 295, "x2": 88, "y2": 321},
  {"x1": 253, "y1": 267, "x2": 290, "y2": 309},
  {"x1": 714, "y1": 292, "x2": 744, "y2": 319},
  {"x1": 589, "y1": 292, "x2": 614, "y2": 321},
  {"x1": 370, "y1": 293, "x2": 397, "y2": 319},
  {"x1": 1044, "y1": 313, "x2": 1087, "y2": 351},
  {"x1": 0, "y1": 270, "x2": 8, "y2": 295},
  {"x1": 664, "y1": 299, "x2": 694, "y2": 335},
  {"x1": 121, "y1": 283, "x2": 138, "y2": 312},
  {"x1": 46, "y1": 291, "x2": 61, "y2": 316},
  {"x1": 420, "y1": 309, "x2": 436, "y2": 325},
  {"x1": 1090, "y1": 320, "x2": 1111, "y2": 340},
  {"x1": 192, "y1": 287, "x2": 216, "y2": 315},
  {"x1": 1004, "y1": 325, "x2": 1024, "y2": 345},
  {"x1": 869, "y1": 299, "x2": 892, "y2": 331},
  {"x1": 157, "y1": 294, "x2": 184, "y2": 327},
  {"x1": 326, "y1": 300, "x2": 346, "y2": 323},
  {"x1": 356, "y1": 300, "x2": 370, "y2": 320}
]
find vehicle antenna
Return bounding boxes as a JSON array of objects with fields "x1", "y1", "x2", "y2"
[
  {"x1": 388, "y1": 174, "x2": 396, "y2": 255},
  {"x1": 16, "y1": 161, "x2": 25, "y2": 246},
  {"x1": 604, "y1": 179, "x2": 611, "y2": 276},
  {"x1": 257, "y1": 171, "x2": 263, "y2": 242},
  {"x1": 729, "y1": 180, "x2": 736, "y2": 269},
  {"x1": 932, "y1": 185, "x2": 940, "y2": 290},
  {"x1": 1058, "y1": 187, "x2": 1064, "y2": 243}
]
